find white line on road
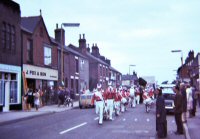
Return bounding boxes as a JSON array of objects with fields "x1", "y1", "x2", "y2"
[
  {"x1": 59, "y1": 122, "x2": 87, "y2": 135},
  {"x1": 123, "y1": 118, "x2": 126, "y2": 121},
  {"x1": 94, "y1": 117, "x2": 99, "y2": 120},
  {"x1": 134, "y1": 118, "x2": 138, "y2": 122}
]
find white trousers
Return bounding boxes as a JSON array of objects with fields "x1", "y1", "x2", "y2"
[
  {"x1": 114, "y1": 101, "x2": 120, "y2": 115},
  {"x1": 107, "y1": 99, "x2": 114, "y2": 120},
  {"x1": 96, "y1": 101, "x2": 104, "y2": 124},
  {"x1": 135, "y1": 95, "x2": 140, "y2": 105},
  {"x1": 130, "y1": 97, "x2": 136, "y2": 107}
]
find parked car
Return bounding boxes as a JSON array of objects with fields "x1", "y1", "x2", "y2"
[
  {"x1": 162, "y1": 87, "x2": 175, "y2": 113},
  {"x1": 79, "y1": 92, "x2": 94, "y2": 109}
]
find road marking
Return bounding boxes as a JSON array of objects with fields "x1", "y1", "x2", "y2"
[
  {"x1": 123, "y1": 118, "x2": 126, "y2": 121},
  {"x1": 134, "y1": 118, "x2": 138, "y2": 122},
  {"x1": 94, "y1": 117, "x2": 99, "y2": 120},
  {"x1": 147, "y1": 118, "x2": 150, "y2": 122},
  {"x1": 59, "y1": 122, "x2": 87, "y2": 135}
]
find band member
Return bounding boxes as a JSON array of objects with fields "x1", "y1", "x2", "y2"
[
  {"x1": 91, "y1": 84, "x2": 104, "y2": 125},
  {"x1": 114, "y1": 88, "x2": 122, "y2": 116},
  {"x1": 121, "y1": 88, "x2": 127, "y2": 112},
  {"x1": 130, "y1": 85, "x2": 136, "y2": 107},
  {"x1": 135, "y1": 87, "x2": 140, "y2": 105},
  {"x1": 104, "y1": 82, "x2": 115, "y2": 120}
]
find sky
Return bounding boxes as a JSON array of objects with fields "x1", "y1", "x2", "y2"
[{"x1": 14, "y1": 0, "x2": 200, "y2": 84}]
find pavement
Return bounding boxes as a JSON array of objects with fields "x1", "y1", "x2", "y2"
[
  {"x1": 0, "y1": 101, "x2": 79, "y2": 126},
  {"x1": 0, "y1": 102, "x2": 199, "y2": 139}
]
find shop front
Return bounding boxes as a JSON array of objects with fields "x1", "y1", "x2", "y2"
[
  {"x1": 23, "y1": 64, "x2": 58, "y2": 105},
  {"x1": 0, "y1": 64, "x2": 21, "y2": 112}
]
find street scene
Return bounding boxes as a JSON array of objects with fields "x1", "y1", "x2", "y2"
[{"x1": 1, "y1": 0, "x2": 200, "y2": 139}]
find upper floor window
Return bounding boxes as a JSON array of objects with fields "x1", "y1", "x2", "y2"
[
  {"x1": 27, "y1": 39, "x2": 33, "y2": 63},
  {"x1": 11, "y1": 25, "x2": 15, "y2": 51},
  {"x1": 1, "y1": 22, "x2": 6, "y2": 49},
  {"x1": 44, "y1": 44, "x2": 52, "y2": 66},
  {"x1": 1, "y1": 22, "x2": 16, "y2": 52},
  {"x1": 75, "y1": 58, "x2": 79, "y2": 73}
]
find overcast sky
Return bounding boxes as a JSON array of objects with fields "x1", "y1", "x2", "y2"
[{"x1": 14, "y1": 0, "x2": 200, "y2": 84}]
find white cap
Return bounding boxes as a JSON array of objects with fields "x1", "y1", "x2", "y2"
[
  {"x1": 108, "y1": 81, "x2": 112, "y2": 86},
  {"x1": 97, "y1": 83, "x2": 101, "y2": 89}
]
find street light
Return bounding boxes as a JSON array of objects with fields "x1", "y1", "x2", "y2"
[
  {"x1": 171, "y1": 50, "x2": 183, "y2": 81},
  {"x1": 61, "y1": 23, "x2": 80, "y2": 85},
  {"x1": 129, "y1": 64, "x2": 136, "y2": 75}
]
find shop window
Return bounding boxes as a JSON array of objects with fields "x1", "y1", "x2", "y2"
[
  {"x1": 44, "y1": 44, "x2": 52, "y2": 66},
  {"x1": 10, "y1": 81, "x2": 17, "y2": 103},
  {"x1": 0, "y1": 80, "x2": 4, "y2": 105},
  {"x1": 11, "y1": 73, "x2": 16, "y2": 80},
  {"x1": 5, "y1": 73, "x2": 9, "y2": 80}
]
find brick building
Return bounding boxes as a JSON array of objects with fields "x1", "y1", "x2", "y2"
[
  {"x1": 21, "y1": 15, "x2": 58, "y2": 105},
  {"x1": 0, "y1": 0, "x2": 22, "y2": 112},
  {"x1": 54, "y1": 26, "x2": 89, "y2": 96}
]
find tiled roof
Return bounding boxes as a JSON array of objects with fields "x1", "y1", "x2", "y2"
[{"x1": 21, "y1": 16, "x2": 41, "y2": 33}]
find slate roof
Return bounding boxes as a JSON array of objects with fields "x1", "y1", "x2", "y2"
[{"x1": 21, "y1": 16, "x2": 41, "y2": 33}]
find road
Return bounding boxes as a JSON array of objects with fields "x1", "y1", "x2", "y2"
[{"x1": 0, "y1": 104, "x2": 184, "y2": 139}]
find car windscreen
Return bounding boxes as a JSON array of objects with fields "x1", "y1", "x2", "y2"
[{"x1": 162, "y1": 88, "x2": 175, "y2": 100}]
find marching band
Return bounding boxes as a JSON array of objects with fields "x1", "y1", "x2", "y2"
[{"x1": 91, "y1": 82, "x2": 155, "y2": 125}]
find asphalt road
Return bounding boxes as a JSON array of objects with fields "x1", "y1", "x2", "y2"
[{"x1": 0, "y1": 104, "x2": 184, "y2": 139}]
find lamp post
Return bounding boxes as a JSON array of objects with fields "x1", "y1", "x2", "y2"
[
  {"x1": 171, "y1": 50, "x2": 183, "y2": 81},
  {"x1": 61, "y1": 23, "x2": 80, "y2": 85},
  {"x1": 129, "y1": 64, "x2": 136, "y2": 75}
]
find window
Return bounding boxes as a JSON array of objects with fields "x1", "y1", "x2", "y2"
[
  {"x1": 75, "y1": 58, "x2": 79, "y2": 73},
  {"x1": 10, "y1": 81, "x2": 17, "y2": 103},
  {"x1": 1, "y1": 22, "x2": 6, "y2": 49},
  {"x1": 71, "y1": 79, "x2": 74, "y2": 89},
  {"x1": 27, "y1": 39, "x2": 33, "y2": 63},
  {"x1": 6, "y1": 24, "x2": 11, "y2": 50},
  {"x1": 11, "y1": 26, "x2": 15, "y2": 51},
  {"x1": 100, "y1": 66, "x2": 102, "y2": 76},
  {"x1": 44, "y1": 45, "x2": 52, "y2": 66},
  {"x1": 76, "y1": 79, "x2": 78, "y2": 94},
  {"x1": 0, "y1": 80, "x2": 4, "y2": 105},
  {"x1": 65, "y1": 77, "x2": 68, "y2": 88}
]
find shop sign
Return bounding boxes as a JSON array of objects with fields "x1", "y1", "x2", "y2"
[{"x1": 23, "y1": 64, "x2": 58, "y2": 80}]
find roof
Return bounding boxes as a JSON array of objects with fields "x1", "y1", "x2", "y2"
[
  {"x1": 85, "y1": 51, "x2": 109, "y2": 66},
  {"x1": 110, "y1": 66, "x2": 121, "y2": 74},
  {"x1": 122, "y1": 74, "x2": 138, "y2": 80},
  {"x1": 21, "y1": 16, "x2": 41, "y2": 33}
]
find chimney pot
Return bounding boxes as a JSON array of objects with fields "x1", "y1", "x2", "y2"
[
  {"x1": 79, "y1": 34, "x2": 81, "y2": 39},
  {"x1": 56, "y1": 23, "x2": 58, "y2": 29},
  {"x1": 83, "y1": 34, "x2": 85, "y2": 39}
]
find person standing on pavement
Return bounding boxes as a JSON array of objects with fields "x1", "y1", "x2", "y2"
[
  {"x1": 34, "y1": 89, "x2": 40, "y2": 111},
  {"x1": 191, "y1": 86, "x2": 198, "y2": 116},
  {"x1": 26, "y1": 88, "x2": 34, "y2": 111},
  {"x1": 156, "y1": 87, "x2": 167, "y2": 138},
  {"x1": 173, "y1": 85, "x2": 184, "y2": 135},
  {"x1": 186, "y1": 84, "x2": 193, "y2": 118},
  {"x1": 180, "y1": 83, "x2": 187, "y2": 123}
]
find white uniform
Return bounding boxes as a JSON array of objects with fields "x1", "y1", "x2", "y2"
[
  {"x1": 105, "y1": 86, "x2": 114, "y2": 120},
  {"x1": 93, "y1": 89, "x2": 104, "y2": 124},
  {"x1": 130, "y1": 87, "x2": 136, "y2": 107}
]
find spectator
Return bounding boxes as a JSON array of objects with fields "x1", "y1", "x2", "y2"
[
  {"x1": 191, "y1": 86, "x2": 197, "y2": 116},
  {"x1": 34, "y1": 89, "x2": 40, "y2": 111},
  {"x1": 58, "y1": 86, "x2": 64, "y2": 107},
  {"x1": 180, "y1": 83, "x2": 187, "y2": 123},
  {"x1": 186, "y1": 85, "x2": 193, "y2": 118},
  {"x1": 156, "y1": 88, "x2": 167, "y2": 138},
  {"x1": 173, "y1": 85, "x2": 184, "y2": 135}
]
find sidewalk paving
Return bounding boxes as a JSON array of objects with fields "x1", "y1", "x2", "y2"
[
  {"x1": 185, "y1": 106, "x2": 200, "y2": 139},
  {"x1": 0, "y1": 101, "x2": 79, "y2": 126}
]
